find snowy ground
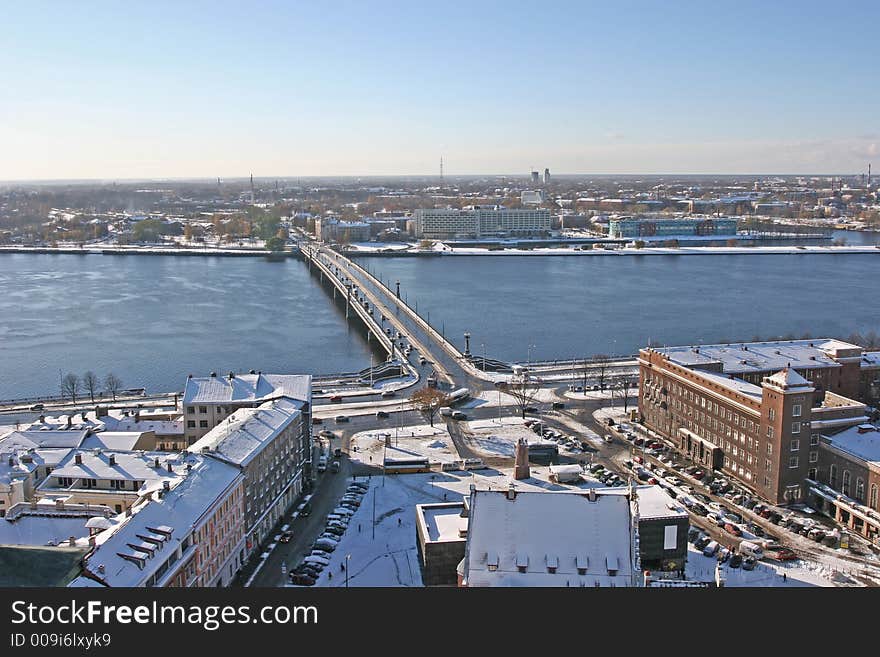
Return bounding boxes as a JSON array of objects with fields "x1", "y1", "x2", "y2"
[
  {"x1": 685, "y1": 544, "x2": 834, "y2": 587},
  {"x1": 463, "y1": 416, "x2": 556, "y2": 458},
  {"x1": 349, "y1": 425, "x2": 460, "y2": 467}
]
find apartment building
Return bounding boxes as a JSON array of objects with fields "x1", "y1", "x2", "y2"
[
  {"x1": 639, "y1": 339, "x2": 871, "y2": 505},
  {"x1": 188, "y1": 395, "x2": 309, "y2": 557},
  {"x1": 413, "y1": 207, "x2": 551, "y2": 239},
  {"x1": 70, "y1": 453, "x2": 245, "y2": 587},
  {"x1": 182, "y1": 372, "x2": 311, "y2": 444}
]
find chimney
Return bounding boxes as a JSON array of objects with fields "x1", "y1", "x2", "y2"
[
  {"x1": 163, "y1": 480, "x2": 171, "y2": 491},
  {"x1": 513, "y1": 437, "x2": 530, "y2": 480},
  {"x1": 75, "y1": 453, "x2": 82, "y2": 465},
  {"x1": 109, "y1": 454, "x2": 116, "y2": 467},
  {"x1": 188, "y1": 374, "x2": 193, "y2": 379},
  {"x1": 39, "y1": 415, "x2": 45, "y2": 423},
  {"x1": 588, "y1": 488, "x2": 597, "y2": 502},
  {"x1": 65, "y1": 416, "x2": 72, "y2": 429},
  {"x1": 97, "y1": 564, "x2": 105, "y2": 574},
  {"x1": 166, "y1": 462, "x2": 173, "y2": 473},
  {"x1": 506, "y1": 482, "x2": 517, "y2": 500},
  {"x1": 249, "y1": 369, "x2": 256, "y2": 374},
  {"x1": 81, "y1": 412, "x2": 88, "y2": 422},
  {"x1": 68, "y1": 536, "x2": 76, "y2": 546},
  {"x1": 134, "y1": 411, "x2": 140, "y2": 422},
  {"x1": 186, "y1": 463, "x2": 192, "y2": 473},
  {"x1": 228, "y1": 371, "x2": 235, "y2": 380},
  {"x1": 95, "y1": 405, "x2": 108, "y2": 418},
  {"x1": 210, "y1": 371, "x2": 217, "y2": 378}
]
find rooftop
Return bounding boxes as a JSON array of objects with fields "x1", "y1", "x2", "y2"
[
  {"x1": 654, "y1": 338, "x2": 862, "y2": 375},
  {"x1": 187, "y1": 396, "x2": 304, "y2": 467},
  {"x1": 825, "y1": 424, "x2": 880, "y2": 465},
  {"x1": 691, "y1": 368, "x2": 764, "y2": 401},
  {"x1": 183, "y1": 373, "x2": 311, "y2": 406},
  {"x1": 634, "y1": 484, "x2": 689, "y2": 520},
  {"x1": 417, "y1": 502, "x2": 467, "y2": 543},
  {"x1": 73, "y1": 453, "x2": 242, "y2": 587},
  {"x1": 43, "y1": 449, "x2": 188, "y2": 492},
  {"x1": 462, "y1": 487, "x2": 636, "y2": 587}
]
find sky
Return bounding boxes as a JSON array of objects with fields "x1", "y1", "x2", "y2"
[{"x1": 1, "y1": 0, "x2": 879, "y2": 180}]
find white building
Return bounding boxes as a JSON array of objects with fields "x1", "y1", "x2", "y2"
[
  {"x1": 458, "y1": 486, "x2": 641, "y2": 587},
  {"x1": 413, "y1": 206, "x2": 551, "y2": 239}
]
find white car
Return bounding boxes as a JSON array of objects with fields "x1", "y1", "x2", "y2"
[{"x1": 303, "y1": 555, "x2": 330, "y2": 567}]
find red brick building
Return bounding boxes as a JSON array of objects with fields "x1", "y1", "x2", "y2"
[{"x1": 639, "y1": 339, "x2": 872, "y2": 505}]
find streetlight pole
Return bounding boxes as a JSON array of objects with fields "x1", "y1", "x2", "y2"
[{"x1": 345, "y1": 554, "x2": 351, "y2": 588}]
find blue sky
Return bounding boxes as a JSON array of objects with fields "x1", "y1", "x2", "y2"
[{"x1": 2, "y1": 0, "x2": 878, "y2": 179}]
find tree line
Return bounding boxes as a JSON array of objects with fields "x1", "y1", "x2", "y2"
[{"x1": 60, "y1": 371, "x2": 124, "y2": 403}]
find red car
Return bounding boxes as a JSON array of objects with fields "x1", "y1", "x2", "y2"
[
  {"x1": 770, "y1": 547, "x2": 797, "y2": 561},
  {"x1": 692, "y1": 470, "x2": 705, "y2": 480},
  {"x1": 724, "y1": 523, "x2": 742, "y2": 537},
  {"x1": 330, "y1": 395, "x2": 343, "y2": 402}
]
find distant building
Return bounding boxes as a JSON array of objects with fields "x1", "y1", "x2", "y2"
[
  {"x1": 543, "y1": 168, "x2": 550, "y2": 185},
  {"x1": 608, "y1": 216, "x2": 738, "y2": 238},
  {"x1": 520, "y1": 190, "x2": 545, "y2": 205},
  {"x1": 531, "y1": 171, "x2": 540, "y2": 184},
  {"x1": 314, "y1": 216, "x2": 371, "y2": 243},
  {"x1": 639, "y1": 339, "x2": 874, "y2": 505},
  {"x1": 413, "y1": 207, "x2": 551, "y2": 239},
  {"x1": 188, "y1": 395, "x2": 310, "y2": 558},
  {"x1": 458, "y1": 486, "x2": 640, "y2": 587}
]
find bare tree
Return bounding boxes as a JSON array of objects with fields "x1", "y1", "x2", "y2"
[
  {"x1": 613, "y1": 377, "x2": 637, "y2": 414},
  {"x1": 594, "y1": 354, "x2": 611, "y2": 390},
  {"x1": 83, "y1": 371, "x2": 99, "y2": 403},
  {"x1": 507, "y1": 378, "x2": 541, "y2": 419},
  {"x1": 61, "y1": 373, "x2": 80, "y2": 403},
  {"x1": 410, "y1": 387, "x2": 451, "y2": 427},
  {"x1": 104, "y1": 373, "x2": 122, "y2": 401}
]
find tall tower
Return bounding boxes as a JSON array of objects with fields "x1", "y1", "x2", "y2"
[
  {"x1": 531, "y1": 170, "x2": 540, "y2": 184},
  {"x1": 250, "y1": 174, "x2": 255, "y2": 204},
  {"x1": 543, "y1": 168, "x2": 550, "y2": 185},
  {"x1": 869, "y1": 163, "x2": 872, "y2": 189},
  {"x1": 440, "y1": 156, "x2": 444, "y2": 189}
]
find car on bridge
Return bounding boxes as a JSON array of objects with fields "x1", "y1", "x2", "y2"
[{"x1": 335, "y1": 415, "x2": 349, "y2": 423}]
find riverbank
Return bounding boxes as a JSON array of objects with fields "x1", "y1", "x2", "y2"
[
  {"x1": 348, "y1": 244, "x2": 880, "y2": 257},
  {"x1": 0, "y1": 245, "x2": 296, "y2": 257}
]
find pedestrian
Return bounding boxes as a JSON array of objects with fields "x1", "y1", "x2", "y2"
[
  {"x1": 358, "y1": 523, "x2": 362, "y2": 533},
  {"x1": 328, "y1": 571, "x2": 332, "y2": 580},
  {"x1": 398, "y1": 517, "x2": 402, "y2": 526},
  {"x1": 341, "y1": 562, "x2": 345, "y2": 572},
  {"x1": 783, "y1": 572, "x2": 786, "y2": 582}
]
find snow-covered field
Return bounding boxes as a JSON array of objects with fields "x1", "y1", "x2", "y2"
[
  {"x1": 463, "y1": 416, "x2": 556, "y2": 458},
  {"x1": 348, "y1": 425, "x2": 461, "y2": 467}
]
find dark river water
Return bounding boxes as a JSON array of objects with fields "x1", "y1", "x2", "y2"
[{"x1": 1, "y1": 239, "x2": 878, "y2": 400}]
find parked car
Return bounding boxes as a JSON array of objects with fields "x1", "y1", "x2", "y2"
[
  {"x1": 552, "y1": 402, "x2": 565, "y2": 410},
  {"x1": 729, "y1": 554, "x2": 743, "y2": 569},
  {"x1": 330, "y1": 395, "x2": 343, "y2": 402},
  {"x1": 330, "y1": 460, "x2": 340, "y2": 473},
  {"x1": 381, "y1": 390, "x2": 395, "y2": 398},
  {"x1": 694, "y1": 536, "x2": 710, "y2": 550},
  {"x1": 335, "y1": 415, "x2": 349, "y2": 423},
  {"x1": 742, "y1": 556, "x2": 757, "y2": 570},
  {"x1": 376, "y1": 410, "x2": 390, "y2": 419},
  {"x1": 289, "y1": 573, "x2": 316, "y2": 586},
  {"x1": 769, "y1": 547, "x2": 797, "y2": 561},
  {"x1": 303, "y1": 554, "x2": 330, "y2": 567},
  {"x1": 692, "y1": 504, "x2": 708, "y2": 517},
  {"x1": 279, "y1": 531, "x2": 293, "y2": 543},
  {"x1": 724, "y1": 523, "x2": 743, "y2": 537}
]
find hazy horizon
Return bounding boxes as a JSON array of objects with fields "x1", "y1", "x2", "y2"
[{"x1": 3, "y1": 1, "x2": 878, "y2": 180}]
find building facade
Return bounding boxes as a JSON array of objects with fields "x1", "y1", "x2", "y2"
[
  {"x1": 639, "y1": 340, "x2": 870, "y2": 505},
  {"x1": 413, "y1": 207, "x2": 551, "y2": 239},
  {"x1": 608, "y1": 216, "x2": 738, "y2": 238}
]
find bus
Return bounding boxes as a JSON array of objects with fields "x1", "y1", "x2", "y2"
[{"x1": 448, "y1": 388, "x2": 470, "y2": 405}]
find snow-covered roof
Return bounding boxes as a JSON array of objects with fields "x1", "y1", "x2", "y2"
[
  {"x1": 183, "y1": 373, "x2": 311, "y2": 405},
  {"x1": 417, "y1": 502, "x2": 468, "y2": 542},
  {"x1": 635, "y1": 485, "x2": 688, "y2": 520},
  {"x1": 824, "y1": 424, "x2": 880, "y2": 465},
  {"x1": 862, "y1": 352, "x2": 880, "y2": 369},
  {"x1": 691, "y1": 369, "x2": 764, "y2": 401},
  {"x1": 43, "y1": 450, "x2": 187, "y2": 491},
  {"x1": 762, "y1": 367, "x2": 814, "y2": 392},
  {"x1": 95, "y1": 416, "x2": 183, "y2": 436},
  {"x1": 0, "y1": 515, "x2": 93, "y2": 547},
  {"x1": 0, "y1": 430, "x2": 88, "y2": 450},
  {"x1": 655, "y1": 339, "x2": 861, "y2": 375},
  {"x1": 187, "y1": 397, "x2": 304, "y2": 467},
  {"x1": 80, "y1": 432, "x2": 150, "y2": 451},
  {"x1": 75, "y1": 454, "x2": 242, "y2": 587},
  {"x1": 462, "y1": 488, "x2": 636, "y2": 587}
]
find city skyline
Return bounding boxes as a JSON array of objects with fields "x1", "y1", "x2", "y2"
[{"x1": 2, "y1": 1, "x2": 879, "y2": 180}]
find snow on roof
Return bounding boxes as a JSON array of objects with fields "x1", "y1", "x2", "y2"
[
  {"x1": 691, "y1": 369, "x2": 763, "y2": 401},
  {"x1": 656, "y1": 339, "x2": 861, "y2": 375},
  {"x1": 0, "y1": 515, "x2": 92, "y2": 547},
  {"x1": 45, "y1": 450, "x2": 188, "y2": 488},
  {"x1": 862, "y1": 352, "x2": 880, "y2": 369},
  {"x1": 183, "y1": 373, "x2": 311, "y2": 405},
  {"x1": 763, "y1": 367, "x2": 814, "y2": 392},
  {"x1": 80, "y1": 432, "x2": 149, "y2": 451},
  {"x1": 825, "y1": 424, "x2": 880, "y2": 465},
  {"x1": 634, "y1": 485, "x2": 688, "y2": 520},
  {"x1": 77, "y1": 454, "x2": 242, "y2": 587},
  {"x1": 187, "y1": 397, "x2": 304, "y2": 467},
  {"x1": 0, "y1": 430, "x2": 88, "y2": 450},
  {"x1": 95, "y1": 416, "x2": 183, "y2": 435},
  {"x1": 417, "y1": 503, "x2": 467, "y2": 542},
  {"x1": 463, "y1": 488, "x2": 636, "y2": 587}
]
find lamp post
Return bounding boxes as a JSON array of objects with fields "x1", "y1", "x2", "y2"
[
  {"x1": 464, "y1": 332, "x2": 471, "y2": 357},
  {"x1": 481, "y1": 343, "x2": 486, "y2": 371},
  {"x1": 527, "y1": 344, "x2": 536, "y2": 367},
  {"x1": 345, "y1": 554, "x2": 351, "y2": 588}
]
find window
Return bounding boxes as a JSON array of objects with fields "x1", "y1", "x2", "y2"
[
  {"x1": 856, "y1": 478, "x2": 865, "y2": 502},
  {"x1": 186, "y1": 406, "x2": 195, "y2": 414},
  {"x1": 791, "y1": 422, "x2": 801, "y2": 434},
  {"x1": 768, "y1": 408, "x2": 776, "y2": 421},
  {"x1": 829, "y1": 464, "x2": 837, "y2": 488},
  {"x1": 790, "y1": 439, "x2": 800, "y2": 452},
  {"x1": 765, "y1": 459, "x2": 772, "y2": 472},
  {"x1": 808, "y1": 468, "x2": 817, "y2": 480},
  {"x1": 809, "y1": 450, "x2": 818, "y2": 463},
  {"x1": 788, "y1": 456, "x2": 799, "y2": 469},
  {"x1": 766, "y1": 427, "x2": 774, "y2": 439},
  {"x1": 199, "y1": 406, "x2": 207, "y2": 414},
  {"x1": 763, "y1": 475, "x2": 771, "y2": 487},
  {"x1": 792, "y1": 404, "x2": 802, "y2": 417},
  {"x1": 187, "y1": 420, "x2": 196, "y2": 428},
  {"x1": 871, "y1": 484, "x2": 878, "y2": 510},
  {"x1": 57, "y1": 477, "x2": 73, "y2": 487},
  {"x1": 810, "y1": 433, "x2": 819, "y2": 447},
  {"x1": 84, "y1": 478, "x2": 97, "y2": 488},
  {"x1": 842, "y1": 470, "x2": 851, "y2": 496},
  {"x1": 199, "y1": 420, "x2": 209, "y2": 428},
  {"x1": 766, "y1": 443, "x2": 773, "y2": 455}
]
